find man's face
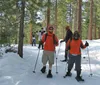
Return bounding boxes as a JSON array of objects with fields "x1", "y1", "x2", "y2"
[
  {"x1": 49, "y1": 29, "x2": 53, "y2": 33},
  {"x1": 74, "y1": 34, "x2": 79, "y2": 40},
  {"x1": 48, "y1": 27, "x2": 54, "y2": 33},
  {"x1": 73, "y1": 32, "x2": 80, "y2": 40}
]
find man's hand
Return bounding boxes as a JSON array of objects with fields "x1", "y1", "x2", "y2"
[
  {"x1": 85, "y1": 41, "x2": 89, "y2": 46},
  {"x1": 60, "y1": 40, "x2": 63, "y2": 43}
]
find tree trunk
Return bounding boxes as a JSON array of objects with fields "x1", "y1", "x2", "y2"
[
  {"x1": 18, "y1": 1, "x2": 25, "y2": 58},
  {"x1": 93, "y1": 5, "x2": 97, "y2": 39},
  {"x1": 88, "y1": 0, "x2": 93, "y2": 40},
  {"x1": 98, "y1": 28, "x2": 100, "y2": 39},
  {"x1": 69, "y1": 3, "x2": 72, "y2": 29},
  {"x1": 94, "y1": 23, "x2": 96, "y2": 39},
  {"x1": 15, "y1": 0, "x2": 19, "y2": 44},
  {"x1": 30, "y1": 22, "x2": 33, "y2": 44},
  {"x1": 66, "y1": 3, "x2": 72, "y2": 30},
  {"x1": 73, "y1": 0, "x2": 77, "y2": 31},
  {"x1": 47, "y1": 0, "x2": 50, "y2": 31},
  {"x1": 77, "y1": 0, "x2": 82, "y2": 37},
  {"x1": 55, "y1": 0, "x2": 57, "y2": 34}
]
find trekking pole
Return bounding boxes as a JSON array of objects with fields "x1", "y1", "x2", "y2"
[
  {"x1": 87, "y1": 47, "x2": 93, "y2": 77},
  {"x1": 65, "y1": 51, "x2": 69, "y2": 72},
  {"x1": 33, "y1": 49, "x2": 40, "y2": 73},
  {"x1": 56, "y1": 43, "x2": 61, "y2": 74}
]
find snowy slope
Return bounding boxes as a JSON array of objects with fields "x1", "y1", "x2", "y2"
[{"x1": 0, "y1": 40, "x2": 100, "y2": 85}]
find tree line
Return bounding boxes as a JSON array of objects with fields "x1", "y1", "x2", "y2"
[{"x1": 0, "y1": 0, "x2": 100, "y2": 57}]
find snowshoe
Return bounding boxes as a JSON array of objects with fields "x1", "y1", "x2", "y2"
[
  {"x1": 47, "y1": 73, "x2": 53, "y2": 78},
  {"x1": 41, "y1": 66, "x2": 46, "y2": 73},
  {"x1": 75, "y1": 76, "x2": 84, "y2": 82},
  {"x1": 60, "y1": 59, "x2": 67, "y2": 62},
  {"x1": 47, "y1": 70, "x2": 53, "y2": 78},
  {"x1": 63, "y1": 72, "x2": 72, "y2": 78}
]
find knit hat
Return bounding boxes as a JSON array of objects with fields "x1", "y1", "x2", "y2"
[
  {"x1": 66, "y1": 26, "x2": 70, "y2": 30},
  {"x1": 48, "y1": 26, "x2": 54, "y2": 30}
]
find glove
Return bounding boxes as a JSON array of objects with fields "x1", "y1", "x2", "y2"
[
  {"x1": 85, "y1": 41, "x2": 89, "y2": 46},
  {"x1": 60, "y1": 40, "x2": 63, "y2": 43}
]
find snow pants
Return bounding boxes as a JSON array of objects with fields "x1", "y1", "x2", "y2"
[
  {"x1": 32, "y1": 39, "x2": 36, "y2": 46},
  {"x1": 65, "y1": 49, "x2": 68, "y2": 61},
  {"x1": 68, "y1": 54, "x2": 81, "y2": 71},
  {"x1": 38, "y1": 41, "x2": 43, "y2": 49}
]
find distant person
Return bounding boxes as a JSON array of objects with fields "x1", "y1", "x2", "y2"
[
  {"x1": 38, "y1": 28, "x2": 46, "y2": 49},
  {"x1": 60, "y1": 26, "x2": 73, "y2": 62},
  {"x1": 37, "y1": 30, "x2": 41, "y2": 41},
  {"x1": 32, "y1": 34, "x2": 36, "y2": 46},
  {"x1": 37, "y1": 30, "x2": 42, "y2": 49},
  {"x1": 64, "y1": 31, "x2": 89, "y2": 81},
  {"x1": 40, "y1": 26, "x2": 58, "y2": 78},
  {"x1": 41, "y1": 28, "x2": 44, "y2": 35}
]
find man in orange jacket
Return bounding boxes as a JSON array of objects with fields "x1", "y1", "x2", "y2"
[
  {"x1": 40, "y1": 26, "x2": 58, "y2": 78},
  {"x1": 64, "y1": 31, "x2": 89, "y2": 81}
]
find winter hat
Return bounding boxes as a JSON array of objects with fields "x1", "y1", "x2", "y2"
[
  {"x1": 65, "y1": 26, "x2": 70, "y2": 30},
  {"x1": 73, "y1": 31, "x2": 80, "y2": 40},
  {"x1": 49, "y1": 26, "x2": 54, "y2": 30}
]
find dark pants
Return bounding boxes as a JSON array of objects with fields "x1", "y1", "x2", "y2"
[
  {"x1": 65, "y1": 50, "x2": 68, "y2": 60},
  {"x1": 38, "y1": 41, "x2": 43, "y2": 49},
  {"x1": 32, "y1": 39, "x2": 36, "y2": 46},
  {"x1": 68, "y1": 54, "x2": 81, "y2": 71}
]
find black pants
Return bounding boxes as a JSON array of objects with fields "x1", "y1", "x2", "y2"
[
  {"x1": 68, "y1": 54, "x2": 81, "y2": 71},
  {"x1": 65, "y1": 50, "x2": 68, "y2": 60},
  {"x1": 32, "y1": 39, "x2": 36, "y2": 46},
  {"x1": 38, "y1": 41, "x2": 43, "y2": 49}
]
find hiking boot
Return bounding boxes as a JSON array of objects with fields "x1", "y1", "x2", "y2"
[
  {"x1": 61, "y1": 59, "x2": 67, "y2": 62},
  {"x1": 41, "y1": 66, "x2": 46, "y2": 73},
  {"x1": 64, "y1": 68, "x2": 72, "y2": 77},
  {"x1": 75, "y1": 76, "x2": 84, "y2": 81},
  {"x1": 65, "y1": 72, "x2": 72, "y2": 76},
  {"x1": 76, "y1": 70, "x2": 84, "y2": 81},
  {"x1": 47, "y1": 70, "x2": 53, "y2": 78}
]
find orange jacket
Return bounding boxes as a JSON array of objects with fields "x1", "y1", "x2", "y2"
[
  {"x1": 66, "y1": 39, "x2": 86, "y2": 55},
  {"x1": 42, "y1": 32, "x2": 58, "y2": 51}
]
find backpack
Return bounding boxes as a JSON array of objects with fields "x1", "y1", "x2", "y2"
[{"x1": 44, "y1": 33, "x2": 57, "y2": 45}]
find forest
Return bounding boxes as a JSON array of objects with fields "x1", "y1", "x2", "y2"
[{"x1": 0, "y1": 0, "x2": 100, "y2": 57}]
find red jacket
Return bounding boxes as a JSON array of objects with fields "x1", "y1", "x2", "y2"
[
  {"x1": 42, "y1": 32, "x2": 58, "y2": 51},
  {"x1": 66, "y1": 39, "x2": 86, "y2": 55}
]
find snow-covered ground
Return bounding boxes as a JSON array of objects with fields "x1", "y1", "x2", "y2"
[{"x1": 0, "y1": 39, "x2": 100, "y2": 85}]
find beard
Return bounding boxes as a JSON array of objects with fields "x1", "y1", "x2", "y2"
[
  {"x1": 73, "y1": 34, "x2": 79, "y2": 40},
  {"x1": 74, "y1": 36, "x2": 79, "y2": 40},
  {"x1": 49, "y1": 31, "x2": 53, "y2": 34}
]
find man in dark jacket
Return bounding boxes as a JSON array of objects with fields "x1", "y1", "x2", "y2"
[{"x1": 60, "y1": 26, "x2": 73, "y2": 62}]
